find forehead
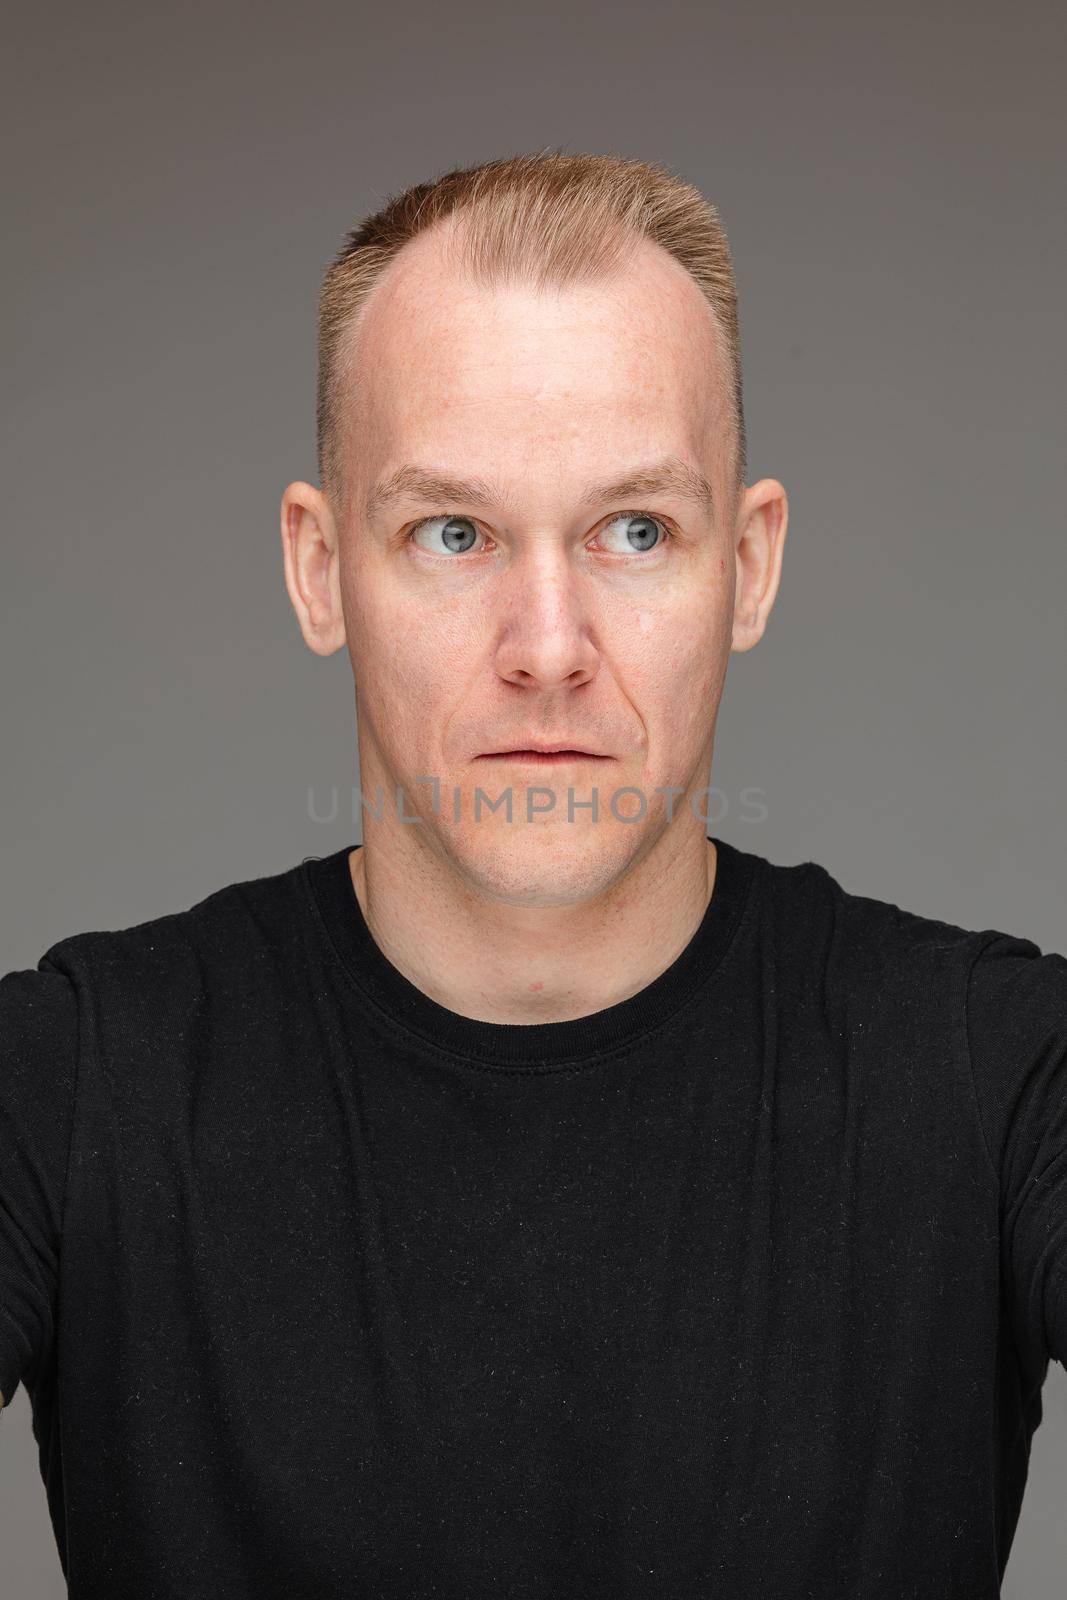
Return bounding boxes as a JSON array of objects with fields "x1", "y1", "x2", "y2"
[{"x1": 341, "y1": 225, "x2": 729, "y2": 461}]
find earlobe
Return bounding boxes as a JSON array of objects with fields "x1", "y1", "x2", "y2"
[{"x1": 279, "y1": 481, "x2": 347, "y2": 657}]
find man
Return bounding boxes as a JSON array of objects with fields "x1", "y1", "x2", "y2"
[{"x1": 1, "y1": 150, "x2": 1064, "y2": 1599}]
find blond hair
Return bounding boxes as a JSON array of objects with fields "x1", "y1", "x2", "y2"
[{"x1": 317, "y1": 149, "x2": 746, "y2": 511}]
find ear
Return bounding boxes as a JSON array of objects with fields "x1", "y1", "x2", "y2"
[
  {"x1": 280, "y1": 481, "x2": 347, "y2": 656},
  {"x1": 731, "y1": 478, "x2": 789, "y2": 654}
]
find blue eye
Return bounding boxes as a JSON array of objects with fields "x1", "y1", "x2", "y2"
[
  {"x1": 410, "y1": 515, "x2": 484, "y2": 555},
  {"x1": 407, "y1": 510, "x2": 669, "y2": 558},
  {"x1": 598, "y1": 513, "x2": 668, "y2": 555}
]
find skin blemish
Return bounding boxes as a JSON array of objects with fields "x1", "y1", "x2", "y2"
[
  {"x1": 529, "y1": 980, "x2": 545, "y2": 992},
  {"x1": 636, "y1": 610, "x2": 654, "y2": 634}
]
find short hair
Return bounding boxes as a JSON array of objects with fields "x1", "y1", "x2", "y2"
[{"x1": 316, "y1": 148, "x2": 747, "y2": 514}]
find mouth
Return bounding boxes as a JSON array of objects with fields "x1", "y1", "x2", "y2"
[{"x1": 476, "y1": 749, "x2": 612, "y2": 765}]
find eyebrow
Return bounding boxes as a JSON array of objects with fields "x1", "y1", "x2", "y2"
[{"x1": 364, "y1": 456, "x2": 717, "y2": 524}]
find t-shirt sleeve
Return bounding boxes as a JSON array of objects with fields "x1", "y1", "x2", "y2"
[
  {"x1": 965, "y1": 930, "x2": 1067, "y2": 1369},
  {"x1": 0, "y1": 957, "x2": 79, "y2": 1407}
]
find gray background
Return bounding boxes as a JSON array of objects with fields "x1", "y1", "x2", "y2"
[{"x1": 2, "y1": 0, "x2": 1064, "y2": 1592}]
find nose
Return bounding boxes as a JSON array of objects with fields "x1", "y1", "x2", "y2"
[{"x1": 493, "y1": 553, "x2": 600, "y2": 691}]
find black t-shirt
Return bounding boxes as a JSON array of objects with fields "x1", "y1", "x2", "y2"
[{"x1": 2, "y1": 835, "x2": 1066, "y2": 1599}]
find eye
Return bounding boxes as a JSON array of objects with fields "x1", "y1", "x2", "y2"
[
  {"x1": 596, "y1": 512, "x2": 669, "y2": 556},
  {"x1": 409, "y1": 515, "x2": 486, "y2": 556}
]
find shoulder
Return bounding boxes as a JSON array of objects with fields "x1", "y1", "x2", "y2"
[
  {"x1": 962, "y1": 925, "x2": 1067, "y2": 1018},
  {"x1": 740, "y1": 842, "x2": 1005, "y2": 988},
  {"x1": 744, "y1": 835, "x2": 1066, "y2": 1086},
  {"x1": 4, "y1": 857, "x2": 321, "y2": 1068},
  {"x1": 962, "y1": 925, "x2": 1067, "y2": 1180},
  {"x1": 0, "y1": 963, "x2": 80, "y2": 1137},
  {"x1": 1, "y1": 854, "x2": 323, "y2": 1126},
  {"x1": 23, "y1": 852, "x2": 317, "y2": 1017}
]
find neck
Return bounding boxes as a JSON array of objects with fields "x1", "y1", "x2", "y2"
[{"x1": 348, "y1": 826, "x2": 718, "y2": 1026}]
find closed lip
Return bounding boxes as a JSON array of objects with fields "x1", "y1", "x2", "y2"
[{"x1": 477, "y1": 743, "x2": 610, "y2": 758}]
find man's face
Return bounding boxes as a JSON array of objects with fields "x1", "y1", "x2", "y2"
[{"x1": 326, "y1": 225, "x2": 760, "y2": 905}]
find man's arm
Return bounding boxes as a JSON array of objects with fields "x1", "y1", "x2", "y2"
[
  {"x1": 966, "y1": 931, "x2": 1067, "y2": 1366},
  {"x1": 0, "y1": 962, "x2": 79, "y2": 1407}
]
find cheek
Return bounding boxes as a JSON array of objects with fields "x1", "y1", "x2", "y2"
[
  {"x1": 345, "y1": 578, "x2": 411, "y2": 686},
  {"x1": 353, "y1": 592, "x2": 473, "y2": 721},
  {"x1": 629, "y1": 595, "x2": 725, "y2": 675},
  {"x1": 626, "y1": 602, "x2": 727, "y2": 736}
]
